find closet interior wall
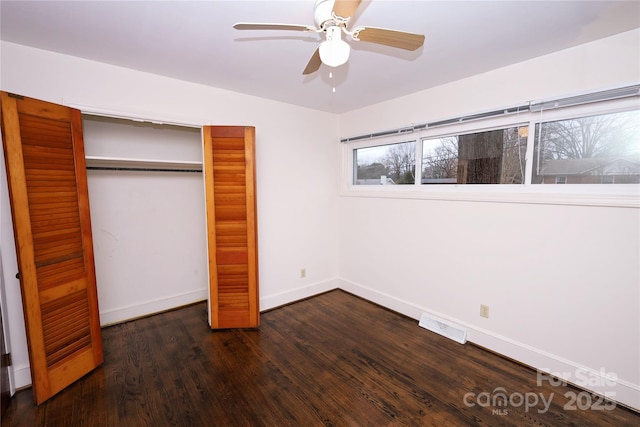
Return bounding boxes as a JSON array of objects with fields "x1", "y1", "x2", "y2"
[{"x1": 81, "y1": 115, "x2": 208, "y2": 325}]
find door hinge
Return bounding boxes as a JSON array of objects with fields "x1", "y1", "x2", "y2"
[{"x1": 1, "y1": 352, "x2": 11, "y2": 368}]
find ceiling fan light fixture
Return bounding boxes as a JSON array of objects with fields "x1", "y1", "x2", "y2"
[
  {"x1": 319, "y1": 26, "x2": 350, "y2": 68},
  {"x1": 233, "y1": 0, "x2": 425, "y2": 76}
]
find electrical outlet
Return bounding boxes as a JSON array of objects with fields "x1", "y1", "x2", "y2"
[
  {"x1": 480, "y1": 304, "x2": 490, "y2": 318},
  {"x1": 300, "y1": 268, "x2": 306, "y2": 278}
]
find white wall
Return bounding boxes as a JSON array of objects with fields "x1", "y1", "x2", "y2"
[
  {"x1": 338, "y1": 29, "x2": 640, "y2": 410},
  {"x1": 82, "y1": 117, "x2": 207, "y2": 325},
  {"x1": 0, "y1": 41, "x2": 340, "y2": 389}
]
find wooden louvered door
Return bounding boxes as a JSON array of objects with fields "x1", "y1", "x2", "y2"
[
  {"x1": 0, "y1": 92, "x2": 103, "y2": 404},
  {"x1": 203, "y1": 126, "x2": 259, "y2": 329}
]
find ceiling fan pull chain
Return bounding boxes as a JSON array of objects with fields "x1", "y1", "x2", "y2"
[
  {"x1": 232, "y1": 0, "x2": 425, "y2": 77},
  {"x1": 331, "y1": 67, "x2": 336, "y2": 93}
]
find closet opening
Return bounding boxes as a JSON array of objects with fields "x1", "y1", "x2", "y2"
[{"x1": 82, "y1": 115, "x2": 208, "y2": 326}]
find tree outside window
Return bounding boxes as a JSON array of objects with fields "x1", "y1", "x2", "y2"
[{"x1": 532, "y1": 110, "x2": 640, "y2": 184}]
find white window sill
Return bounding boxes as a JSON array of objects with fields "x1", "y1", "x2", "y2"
[{"x1": 340, "y1": 185, "x2": 640, "y2": 208}]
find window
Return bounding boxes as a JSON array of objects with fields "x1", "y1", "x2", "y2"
[
  {"x1": 532, "y1": 109, "x2": 640, "y2": 185},
  {"x1": 342, "y1": 85, "x2": 640, "y2": 207},
  {"x1": 421, "y1": 126, "x2": 528, "y2": 185},
  {"x1": 354, "y1": 140, "x2": 415, "y2": 185}
]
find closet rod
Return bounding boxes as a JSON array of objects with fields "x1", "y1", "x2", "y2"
[{"x1": 87, "y1": 166, "x2": 202, "y2": 173}]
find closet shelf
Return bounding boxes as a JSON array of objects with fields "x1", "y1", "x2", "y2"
[{"x1": 85, "y1": 156, "x2": 202, "y2": 171}]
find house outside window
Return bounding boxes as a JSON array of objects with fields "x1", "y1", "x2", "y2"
[{"x1": 532, "y1": 109, "x2": 640, "y2": 185}]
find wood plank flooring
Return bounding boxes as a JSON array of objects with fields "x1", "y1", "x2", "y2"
[{"x1": 3, "y1": 290, "x2": 639, "y2": 426}]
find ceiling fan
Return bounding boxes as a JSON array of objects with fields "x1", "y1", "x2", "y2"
[{"x1": 233, "y1": 0, "x2": 425, "y2": 75}]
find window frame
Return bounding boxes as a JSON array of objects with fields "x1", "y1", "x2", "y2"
[
  {"x1": 341, "y1": 97, "x2": 640, "y2": 208},
  {"x1": 352, "y1": 138, "x2": 417, "y2": 186},
  {"x1": 420, "y1": 123, "x2": 530, "y2": 186}
]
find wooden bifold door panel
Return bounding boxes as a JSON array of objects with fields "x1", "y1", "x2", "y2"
[
  {"x1": 0, "y1": 92, "x2": 103, "y2": 404},
  {"x1": 204, "y1": 126, "x2": 259, "y2": 329}
]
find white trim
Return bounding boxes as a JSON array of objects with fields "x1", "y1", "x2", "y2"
[
  {"x1": 0, "y1": 250, "x2": 16, "y2": 395},
  {"x1": 470, "y1": 327, "x2": 640, "y2": 412},
  {"x1": 201, "y1": 128, "x2": 212, "y2": 328},
  {"x1": 340, "y1": 186, "x2": 639, "y2": 208},
  {"x1": 14, "y1": 277, "x2": 640, "y2": 411},
  {"x1": 524, "y1": 121, "x2": 535, "y2": 185},
  {"x1": 63, "y1": 99, "x2": 204, "y2": 128},
  {"x1": 337, "y1": 278, "x2": 640, "y2": 411},
  {"x1": 260, "y1": 278, "x2": 340, "y2": 312},
  {"x1": 98, "y1": 289, "x2": 208, "y2": 327},
  {"x1": 11, "y1": 362, "x2": 31, "y2": 391}
]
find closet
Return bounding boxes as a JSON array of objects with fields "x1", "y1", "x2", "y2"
[
  {"x1": 1, "y1": 92, "x2": 259, "y2": 404},
  {"x1": 82, "y1": 115, "x2": 207, "y2": 326}
]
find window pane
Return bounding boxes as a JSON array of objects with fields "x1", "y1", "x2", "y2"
[
  {"x1": 532, "y1": 110, "x2": 640, "y2": 184},
  {"x1": 421, "y1": 126, "x2": 527, "y2": 184},
  {"x1": 354, "y1": 141, "x2": 415, "y2": 185}
]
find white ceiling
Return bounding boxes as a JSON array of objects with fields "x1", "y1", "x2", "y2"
[{"x1": 1, "y1": 1, "x2": 638, "y2": 114}]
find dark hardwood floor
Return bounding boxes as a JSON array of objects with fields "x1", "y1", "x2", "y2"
[{"x1": 2, "y1": 290, "x2": 638, "y2": 426}]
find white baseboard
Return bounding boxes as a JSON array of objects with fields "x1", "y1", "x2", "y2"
[
  {"x1": 470, "y1": 326, "x2": 640, "y2": 412},
  {"x1": 260, "y1": 278, "x2": 339, "y2": 312},
  {"x1": 337, "y1": 278, "x2": 640, "y2": 412},
  {"x1": 12, "y1": 363, "x2": 31, "y2": 392},
  {"x1": 14, "y1": 278, "x2": 640, "y2": 412},
  {"x1": 99, "y1": 288, "x2": 208, "y2": 326},
  {"x1": 14, "y1": 281, "x2": 338, "y2": 390}
]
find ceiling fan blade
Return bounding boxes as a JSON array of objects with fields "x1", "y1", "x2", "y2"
[
  {"x1": 355, "y1": 27, "x2": 425, "y2": 51},
  {"x1": 233, "y1": 23, "x2": 316, "y2": 32},
  {"x1": 303, "y1": 48, "x2": 322, "y2": 75},
  {"x1": 332, "y1": 0, "x2": 363, "y2": 19}
]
